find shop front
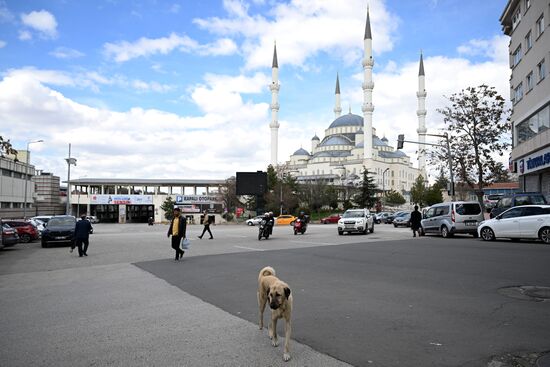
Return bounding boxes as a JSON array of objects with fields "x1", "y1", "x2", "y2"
[
  {"x1": 517, "y1": 145, "x2": 550, "y2": 198},
  {"x1": 90, "y1": 194, "x2": 154, "y2": 223},
  {"x1": 174, "y1": 194, "x2": 223, "y2": 224}
]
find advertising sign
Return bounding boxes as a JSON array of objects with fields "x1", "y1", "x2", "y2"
[
  {"x1": 90, "y1": 195, "x2": 153, "y2": 205},
  {"x1": 179, "y1": 205, "x2": 201, "y2": 213},
  {"x1": 517, "y1": 146, "x2": 550, "y2": 175},
  {"x1": 175, "y1": 195, "x2": 222, "y2": 204}
]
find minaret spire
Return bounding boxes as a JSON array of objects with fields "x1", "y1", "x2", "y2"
[
  {"x1": 416, "y1": 51, "x2": 427, "y2": 177},
  {"x1": 269, "y1": 41, "x2": 280, "y2": 166},
  {"x1": 334, "y1": 73, "x2": 342, "y2": 119},
  {"x1": 362, "y1": 5, "x2": 374, "y2": 160}
]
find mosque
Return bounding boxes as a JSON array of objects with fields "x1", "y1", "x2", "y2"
[{"x1": 268, "y1": 7, "x2": 427, "y2": 196}]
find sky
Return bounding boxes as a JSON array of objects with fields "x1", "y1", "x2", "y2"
[{"x1": 0, "y1": 0, "x2": 510, "y2": 182}]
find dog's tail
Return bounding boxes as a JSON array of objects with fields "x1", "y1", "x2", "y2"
[{"x1": 259, "y1": 266, "x2": 275, "y2": 280}]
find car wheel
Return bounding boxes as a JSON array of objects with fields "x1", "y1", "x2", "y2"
[
  {"x1": 20, "y1": 234, "x2": 31, "y2": 243},
  {"x1": 441, "y1": 226, "x2": 450, "y2": 238},
  {"x1": 338, "y1": 230, "x2": 343, "y2": 235},
  {"x1": 369, "y1": 223, "x2": 374, "y2": 233},
  {"x1": 539, "y1": 227, "x2": 550, "y2": 244},
  {"x1": 480, "y1": 227, "x2": 495, "y2": 241},
  {"x1": 393, "y1": 223, "x2": 398, "y2": 228},
  {"x1": 41, "y1": 240, "x2": 48, "y2": 248},
  {"x1": 247, "y1": 222, "x2": 253, "y2": 226},
  {"x1": 419, "y1": 227, "x2": 425, "y2": 236}
]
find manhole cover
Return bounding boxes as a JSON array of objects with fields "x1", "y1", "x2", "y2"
[{"x1": 498, "y1": 286, "x2": 550, "y2": 302}]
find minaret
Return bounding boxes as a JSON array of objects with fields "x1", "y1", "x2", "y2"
[
  {"x1": 334, "y1": 73, "x2": 342, "y2": 119},
  {"x1": 362, "y1": 6, "x2": 374, "y2": 160},
  {"x1": 416, "y1": 51, "x2": 427, "y2": 176},
  {"x1": 269, "y1": 42, "x2": 280, "y2": 166}
]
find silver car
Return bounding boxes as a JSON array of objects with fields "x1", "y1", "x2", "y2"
[{"x1": 421, "y1": 201, "x2": 484, "y2": 238}]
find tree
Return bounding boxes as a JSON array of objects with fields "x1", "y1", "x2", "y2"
[
  {"x1": 486, "y1": 161, "x2": 512, "y2": 183},
  {"x1": 431, "y1": 85, "x2": 510, "y2": 205},
  {"x1": 161, "y1": 197, "x2": 175, "y2": 221},
  {"x1": 410, "y1": 175, "x2": 427, "y2": 207},
  {"x1": 385, "y1": 190, "x2": 406, "y2": 206},
  {"x1": 267, "y1": 165, "x2": 278, "y2": 190},
  {"x1": 0, "y1": 136, "x2": 18, "y2": 160},
  {"x1": 353, "y1": 167, "x2": 378, "y2": 209},
  {"x1": 424, "y1": 185, "x2": 443, "y2": 206},
  {"x1": 220, "y1": 176, "x2": 240, "y2": 213},
  {"x1": 434, "y1": 167, "x2": 449, "y2": 190},
  {"x1": 324, "y1": 185, "x2": 339, "y2": 210}
]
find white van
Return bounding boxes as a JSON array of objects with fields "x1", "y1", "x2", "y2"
[{"x1": 421, "y1": 201, "x2": 484, "y2": 238}]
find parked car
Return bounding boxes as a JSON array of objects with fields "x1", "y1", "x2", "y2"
[
  {"x1": 484, "y1": 194, "x2": 504, "y2": 212},
  {"x1": 374, "y1": 212, "x2": 391, "y2": 224},
  {"x1": 2, "y1": 220, "x2": 40, "y2": 243},
  {"x1": 246, "y1": 216, "x2": 264, "y2": 226},
  {"x1": 275, "y1": 215, "x2": 297, "y2": 226},
  {"x1": 2, "y1": 223, "x2": 20, "y2": 247},
  {"x1": 321, "y1": 214, "x2": 341, "y2": 224},
  {"x1": 478, "y1": 205, "x2": 550, "y2": 244},
  {"x1": 28, "y1": 219, "x2": 45, "y2": 234},
  {"x1": 337, "y1": 208, "x2": 374, "y2": 235},
  {"x1": 421, "y1": 201, "x2": 484, "y2": 238},
  {"x1": 31, "y1": 215, "x2": 52, "y2": 224},
  {"x1": 393, "y1": 213, "x2": 411, "y2": 227},
  {"x1": 41, "y1": 215, "x2": 76, "y2": 248},
  {"x1": 86, "y1": 215, "x2": 99, "y2": 223},
  {"x1": 490, "y1": 192, "x2": 547, "y2": 218},
  {"x1": 385, "y1": 211, "x2": 407, "y2": 224}
]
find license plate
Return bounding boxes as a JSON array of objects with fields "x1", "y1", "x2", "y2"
[
  {"x1": 55, "y1": 236, "x2": 66, "y2": 240},
  {"x1": 345, "y1": 224, "x2": 355, "y2": 228},
  {"x1": 465, "y1": 221, "x2": 477, "y2": 226}
]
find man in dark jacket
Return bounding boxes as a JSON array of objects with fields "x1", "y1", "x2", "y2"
[
  {"x1": 74, "y1": 215, "x2": 93, "y2": 257},
  {"x1": 167, "y1": 207, "x2": 187, "y2": 260},
  {"x1": 410, "y1": 205, "x2": 423, "y2": 237}
]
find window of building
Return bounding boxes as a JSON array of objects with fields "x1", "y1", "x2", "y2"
[
  {"x1": 0, "y1": 202, "x2": 11, "y2": 208},
  {"x1": 13, "y1": 172, "x2": 22, "y2": 179},
  {"x1": 526, "y1": 71, "x2": 534, "y2": 91},
  {"x1": 514, "y1": 82, "x2": 523, "y2": 103},
  {"x1": 525, "y1": 31, "x2": 532, "y2": 50},
  {"x1": 524, "y1": 0, "x2": 530, "y2": 11},
  {"x1": 537, "y1": 59, "x2": 546, "y2": 82},
  {"x1": 512, "y1": 44, "x2": 522, "y2": 66},
  {"x1": 515, "y1": 104, "x2": 550, "y2": 144},
  {"x1": 2, "y1": 169, "x2": 11, "y2": 177},
  {"x1": 512, "y1": 7, "x2": 521, "y2": 30},
  {"x1": 536, "y1": 14, "x2": 545, "y2": 38}
]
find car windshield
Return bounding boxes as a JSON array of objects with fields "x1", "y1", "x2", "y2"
[
  {"x1": 48, "y1": 217, "x2": 76, "y2": 226},
  {"x1": 487, "y1": 195, "x2": 503, "y2": 200},
  {"x1": 343, "y1": 211, "x2": 364, "y2": 218},
  {"x1": 455, "y1": 203, "x2": 481, "y2": 215},
  {"x1": 531, "y1": 195, "x2": 547, "y2": 205}
]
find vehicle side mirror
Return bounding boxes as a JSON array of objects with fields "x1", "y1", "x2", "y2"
[{"x1": 495, "y1": 216, "x2": 501, "y2": 220}]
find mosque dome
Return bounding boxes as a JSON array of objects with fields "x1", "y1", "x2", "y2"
[
  {"x1": 328, "y1": 113, "x2": 364, "y2": 129},
  {"x1": 319, "y1": 135, "x2": 353, "y2": 147},
  {"x1": 292, "y1": 148, "x2": 310, "y2": 156}
]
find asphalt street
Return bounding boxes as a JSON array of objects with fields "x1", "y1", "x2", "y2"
[{"x1": 1, "y1": 222, "x2": 549, "y2": 367}]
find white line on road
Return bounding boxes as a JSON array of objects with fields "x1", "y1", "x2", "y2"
[
  {"x1": 234, "y1": 246, "x2": 266, "y2": 251},
  {"x1": 289, "y1": 240, "x2": 333, "y2": 246},
  {"x1": 227, "y1": 235, "x2": 248, "y2": 238}
]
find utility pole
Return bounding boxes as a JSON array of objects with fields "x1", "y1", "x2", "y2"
[
  {"x1": 23, "y1": 140, "x2": 44, "y2": 219},
  {"x1": 65, "y1": 144, "x2": 77, "y2": 215}
]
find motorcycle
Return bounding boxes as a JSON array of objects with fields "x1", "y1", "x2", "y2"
[
  {"x1": 293, "y1": 218, "x2": 307, "y2": 235},
  {"x1": 148, "y1": 217, "x2": 154, "y2": 226},
  {"x1": 258, "y1": 219, "x2": 270, "y2": 240}
]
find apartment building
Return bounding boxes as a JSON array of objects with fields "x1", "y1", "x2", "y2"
[{"x1": 500, "y1": 0, "x2": 550, "y2": 196}]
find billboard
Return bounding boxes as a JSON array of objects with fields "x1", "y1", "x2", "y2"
[
  {"x1": 90, "y1": 195, "x2": 153, "y2": 205},
  {"x1": 236, "y1": 171, "x2": 268, "y2": 195}
]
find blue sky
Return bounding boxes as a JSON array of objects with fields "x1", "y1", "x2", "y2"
[{"x1": 0, "y1": 0, "x2": 510, "y2": 180}]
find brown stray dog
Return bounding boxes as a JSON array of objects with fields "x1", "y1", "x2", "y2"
[{"x1": 258, "y1": 266, "x2": 293, "y2": 362}]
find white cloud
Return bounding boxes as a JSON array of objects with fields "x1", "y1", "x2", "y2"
[
  {"x1": 18, "y1": 30, "x2": 32, "y2": 41},
  {"x1": 20, "y1": 10, "x2": 58, "y2": 39},
  {"x1": 103, "y1": 32, "x2": 238, "y2": 62},
  {"x1": 132, "y1": 79, "x2": 174, "y2": 93},
  {"x1": 194, "y1": 0, "x2": 398, "y2": 70},
  {"x1": 169, "y1": 3, "x2": 181, "y2": 14},
  {"x1": 0, "y1": 40, "x2": 5, "y2": 48},
  {"x1": 50, "y1": 47, "x2": 85, "y2": 59},
  {"x1": 0, "y1": 1, "x2": 14, "y2": 23}
]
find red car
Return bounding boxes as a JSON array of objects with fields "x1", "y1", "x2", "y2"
[
  {"x1": 3, "y1": 220, "x2": 40, "y2": 243},
  {"x1": 320, "y1": 214, "x2": 341, "y2": 224}
]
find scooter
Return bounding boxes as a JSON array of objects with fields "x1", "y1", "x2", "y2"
[
  {"x1": 148, "y1": 217, "x2": 154, "y2": 226},
  {"x1": 293, "y1": 218, "x2": 307, "y2": 235},
  {"x1": 258, "y1": 219, "x2": 270, "y2": 240}
]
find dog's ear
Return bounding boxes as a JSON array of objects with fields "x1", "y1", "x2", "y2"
[{"x1": 284, "y1": 287, "x2": 291, "y2": 299}]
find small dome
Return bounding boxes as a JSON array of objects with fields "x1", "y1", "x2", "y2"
[
  {"x1": 311, "y1": 134, "x2": 320, "y2": 141},
  {"x1": 373, "y1": 135, "x2": 388, "y2": 146},
  {"x1": 328, "y1": 113, "x2": 363, "y2": 129},
  {"x1": 319, "y1": 135, "x2": 352, "y2": 147},
  {"x1": 378, "y1": 150, "x2": 408, "y2": 158},
  {"x1": 356, "y1": 128, "x2": 364, "y2": 134},
  {"x1": 381, "y1": 136, "x2": 388, "y2": 142},
  {"x1": 292, "y1": 148, "x2": 310, "y2": 156}
]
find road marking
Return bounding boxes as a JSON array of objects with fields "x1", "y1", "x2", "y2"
[
  {"x1": 227, "y1": 235, "x2": 248, "y2": 238},
  {"x1": 289, "y1": 240, "x2": 333, "y2": 246},
  {"x1": 234, "y1": 246, "x2": 266, "y2": 251}
]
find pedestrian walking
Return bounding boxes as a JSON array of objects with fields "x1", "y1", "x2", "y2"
[
  {"x1": 198, "y1": 210, "x2": 213, "y2": 239},
  {"x1": 410, "y1": 205, "x2": 422, "y2": 237},
  {"x1": 167, "y1": 207, "x2": 187, "y2": 261},
  {"x1": 74, "y1": 214, "x2": 93, "y2": 257}
]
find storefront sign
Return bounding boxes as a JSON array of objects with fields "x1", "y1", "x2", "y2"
[
  {"x1": 90, "y1": 195, "x2": 153, "y2": 205},
  {"x1": 175, "y1": 195, "x2": 222, "y2": 204},
  {"x1": 518, "y1": 146, "x2": 550, "y2": 175},
  {"x1": 179, "y1": 205, "x2": 201, "y2": 213}
]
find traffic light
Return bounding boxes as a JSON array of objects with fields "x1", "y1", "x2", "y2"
[{"x1": 397, "y1": 134, "x2": 404, "y2": 149}]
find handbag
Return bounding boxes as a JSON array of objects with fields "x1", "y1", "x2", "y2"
[{"x1": 180, "y1": 237, "x2": 190, "y2": 250}]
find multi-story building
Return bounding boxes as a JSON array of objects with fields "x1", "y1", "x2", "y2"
[
  {"x1": 501, "y1": 0, "x2": 550, "y2": 196},
  {"x1": 32, "y1": 172, "x2": 66, "y2": 216},
  {"x1": 0, "y1": 153, "x2": 35, "y2": 219}
]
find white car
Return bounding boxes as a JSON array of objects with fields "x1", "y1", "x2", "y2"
[
  {"x1": 246, "y1": 216, "x2": 264, "y2": 226},
  {"x1": 338, "y1": 208, "x2": 374, "y2": 235},
  {"x1": 478, "y1": 205, "x2": 550, "y2": 244}
]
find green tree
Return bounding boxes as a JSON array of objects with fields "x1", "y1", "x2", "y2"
[
  {"x1": 161, "y1": 197, "x2": 175, "y2": 221},
  {"x1": 324, "y1": 185, "x2": 339, "y2": 210},
  {"x1": 431, "y1": 85, "x2": 510, "y2": 205},
  {"x1": 424, "y1": 185, "x2": 443, "y2": 206},
  {"x1": 353, "y1": 167, "x2": 378, "y2": 208},
  {"x1": 410, "y1": 175, "x2": 427, "y2": 206},
  {"x1": 486, "y1": 161, "x2": 512, "y2": 183},
  {"x1": 221, "y1": 176, "x2": 239, "y2": 213},
  {"x1": 434, "y1": 167, "x2": 449, "y2": 190},
  {"x1": 0, "y1": 136, "x2": 18, "y2": 160},
  {"x1": 385, "y1": 190, "x2": 406, "y2": 206},
  {"x1": 266, "y1": 165, "x2": 278, "y2": 190}
]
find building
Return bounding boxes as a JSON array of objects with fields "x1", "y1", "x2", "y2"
[
  {"x1": 0, "y1": 153, "x2": 35, "y2": 219},
  {"x1": 500, "y1": 0, "x2": 550, "y2": 196},
  {"x1": 32, "y1": 172, "x2": 66, "y2": 216},
  {"x1": 67, "y1": 178, "x2": 225, "y2": 224},
  {"x1": 272, "y1": 8, "x2": 425, "y2": 197}
]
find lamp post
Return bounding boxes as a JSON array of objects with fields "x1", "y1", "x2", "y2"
[
  {"x1": 382, "y1": 168, "x2": 389, "y2": 196},
  {"x1": 65, "y1": 144, "x2": 77, "y2": 215},
  {"x1": 23, "y1": 140, "x2": 44, "y2": 219}
]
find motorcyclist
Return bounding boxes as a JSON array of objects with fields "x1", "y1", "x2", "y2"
[{"x1": 267, "y1": 212, "x2": 275, "y2": 234}]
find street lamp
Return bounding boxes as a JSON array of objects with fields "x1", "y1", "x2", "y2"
[
  {"x1": 76, "y1": 175, "x2": 87, "y2": 218},
  {"x1": 382, "y1": 168, "x2": 390, "y2": 196},
  {"x1": 65, "y1": 143, "x2": 77, "y2": 215},
  {"x1": 23, "y1": 140, "x2": 44, "y2": 219}
]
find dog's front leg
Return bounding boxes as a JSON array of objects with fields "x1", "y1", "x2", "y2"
[
  {"x1": 258, "y1": 291, "x2": 266, "y2": 330},
  {"x1": 270, "y1": 315, "x2": 279, "y2": 347},
  {"x1": 283, "y1": 317, "x2": 292, "y2": 361}
]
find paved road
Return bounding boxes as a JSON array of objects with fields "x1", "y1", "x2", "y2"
[{"x1": 1, "y1": 222, "x2": 549, "y2": 366}]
